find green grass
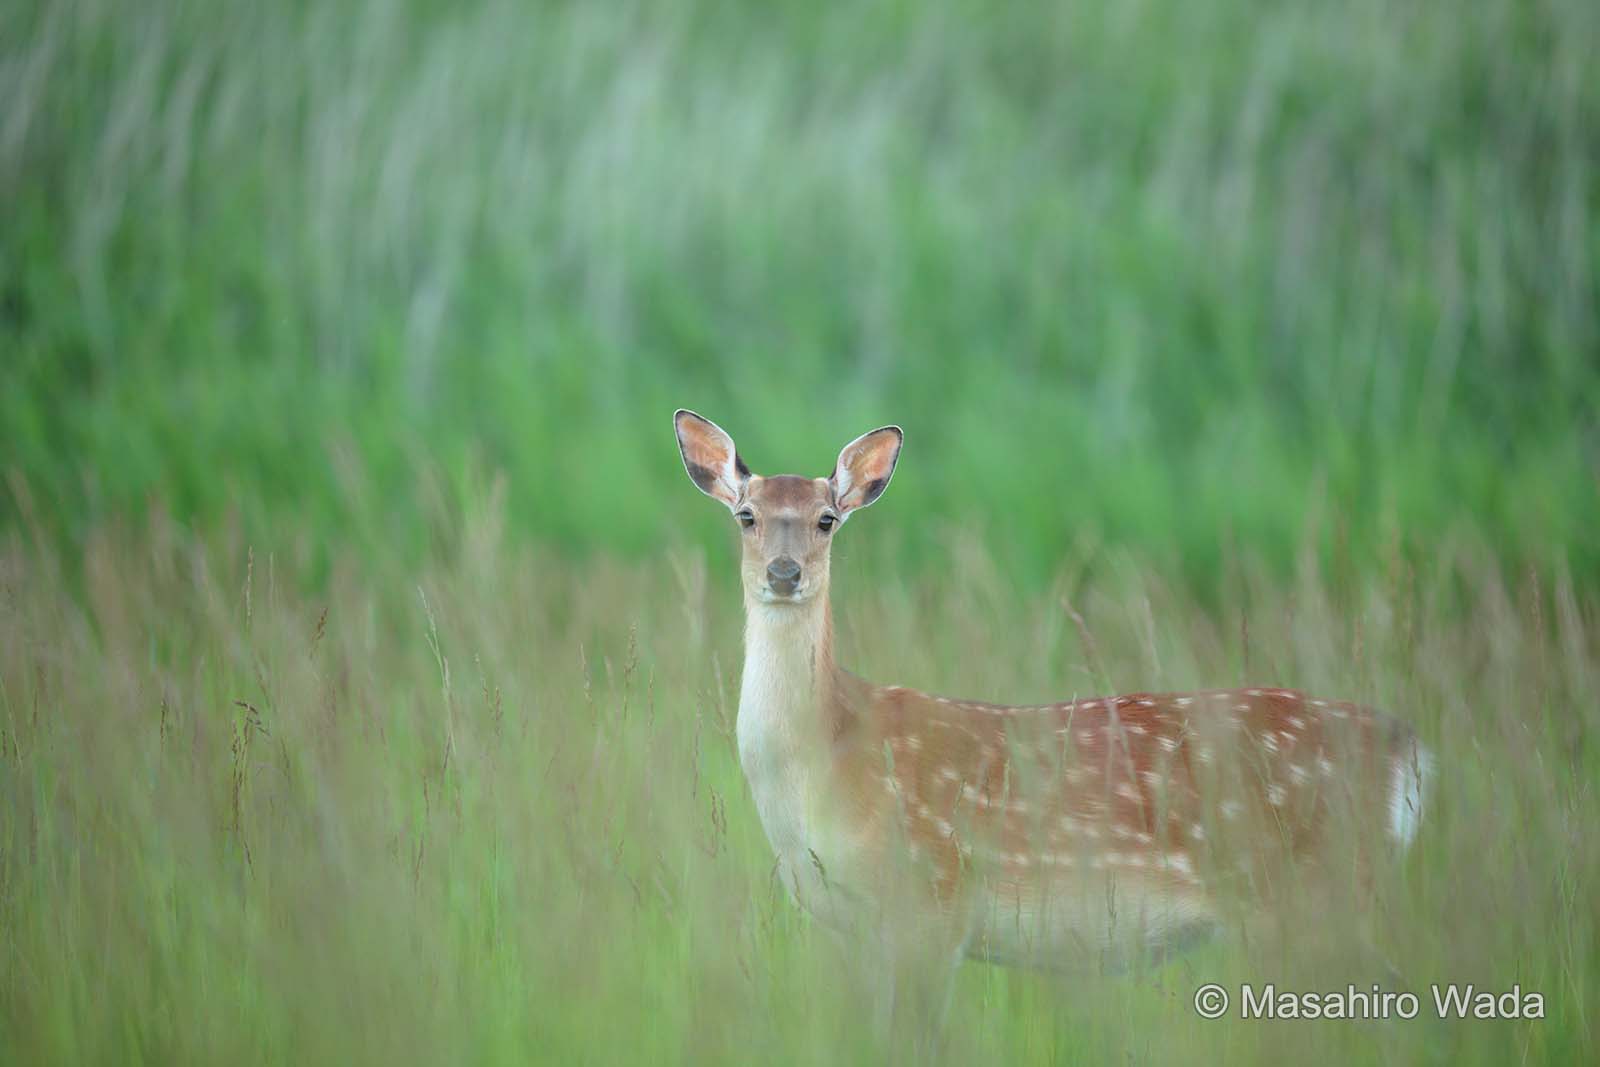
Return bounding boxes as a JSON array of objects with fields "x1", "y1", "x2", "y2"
[
  {"x1": 1, "y1": 499, "x2": 1595, "y2": 1063},
  {"x1": 2, "y1": 0, "x2": 1597, "y2": 1060},
  {"x1": 2, "y1": 0, "x2": 1597, "y2": 583}
]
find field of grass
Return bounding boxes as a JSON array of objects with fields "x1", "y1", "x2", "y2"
[
  {"x1": 3, "y1": 0, "x2": 1598, "y2": 1062},
  {"x1": 2, "y1": 497, "x2": 1595, "y2": 1063},
  {"x1": 2, "y1": 0, "x2": 1597, "y2": 581}
]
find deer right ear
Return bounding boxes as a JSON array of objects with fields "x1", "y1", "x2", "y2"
[
  {"x1": 830, "y1": 425, "x2": 902, "y2": 517},
  {"x1": 674, "y1": 409, "x2": 750, "y2": 510}
]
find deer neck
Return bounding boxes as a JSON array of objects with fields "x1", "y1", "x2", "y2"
[{"x1": 737, "y1": 590, "x2": 845, "y2": 786}]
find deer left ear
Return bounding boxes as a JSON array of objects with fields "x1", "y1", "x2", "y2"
[
  {"x1": 674, "y1": 409, "x2": 751, "y2": 510},
  {"x1": 830, "y1": 426, "x2": 902, "y2": 517}
]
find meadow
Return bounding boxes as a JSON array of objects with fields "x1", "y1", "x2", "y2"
[
  {"x1": 2, "y1": 501, "x2": 1595, "y2": 1063},
  {"x1": 3, "y1": 0, "x2": 1596, "y2": 580},
  {"x1": 2, "y1": 0, "x2": 1598, "y2": 1062}
]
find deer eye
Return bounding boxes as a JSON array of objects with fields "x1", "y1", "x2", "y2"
[
  {"x1": 736, "y1": 510, "x2": 756, "y2": 529},
  {"x1": 817, "y1": 513, "x2": 836, "y2": 533}
]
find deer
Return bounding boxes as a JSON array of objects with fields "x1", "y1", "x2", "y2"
[{"x1": 672, "y1": 409, "x2": 1433, "y2": 1034}]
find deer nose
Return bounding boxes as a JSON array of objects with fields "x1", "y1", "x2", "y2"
[{"x1": 766, "y1": 556, "x2": 801, "y2": 595}]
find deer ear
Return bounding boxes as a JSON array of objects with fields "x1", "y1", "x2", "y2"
[
  {"x1": 674, "y1": 409, "x2": 750, "y2": 509},
  {"x1": 830, "y1": 426, "x2": 902, "y2": 517}
]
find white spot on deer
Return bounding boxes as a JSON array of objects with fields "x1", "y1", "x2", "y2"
[
  {"x1": 1388, "y1": 744, "x2": 1433, "y2": 848},
  {"x1": 1115, "y1": 782, "x2": 1141, "y2": 802},
  {"x1": 1078, "y1": 730, "x2": 1096, "y2": 746},
  {"x1": 1157, "y1": 736, "x2": 1180, "y2": 753},
  {"x1": 1288, "y1": 764, "x2": 1311, "y2": 785},
  {"x1": 1266, "y1": 784, "x2": 1288, "y2": 807},
  {"x1": 1260, "y1": 733, "x2": 1279, "y2": 753},
  {"x1": 1125, "y1": 722, "x2": 1147, "y2": 736},
  {"x1": 1317, "y1": 756, "x2": 1335, "y2": 777},
  {"x1": 1174, "y1": 697, "x2": 1194, "y2": 707},
  {"x1": 1245, "y1": 689, "x2": 1263, "y2": 697},
  {"x1": 903, "y1": 735, "x2": 923, "y2": 753},
  {"x1": 1286, "y1": 715, "x2": 1306, "y2": 730},
  {"x1": 1221, "y1": 800, "x2": 1244, "y2": 821},
  {"x1": 1140, "y1": 770, "x2": 1163, "y2": 787},
  {"x1": 1196, "y1": 745, "x2": 1215, "y2": 765},
  {"x1": 1189, "y1": 822, "x2": 1206, "y2": 841},
  {"x1": 1164, "y1": 852, "x2": 1195, "y2": 875},
  {"x1": 1309, "y1": 699, "x2": 1328, "y2": 708}
]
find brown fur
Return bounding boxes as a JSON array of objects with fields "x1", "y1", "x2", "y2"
[{"x1": 829, "y1": 681, "x2": 1408, "y2": 912}]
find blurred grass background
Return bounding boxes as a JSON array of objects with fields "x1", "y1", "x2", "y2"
[
  {"x1": 2, "y1": 0, "x2": 1599, "y2": 1063},
  {"x1": 3, "y1": 0, "x2": 1596, "y2": 583},
  {"x1": 3, "y1": 513, "x2": 1595, "y2": 1064}
]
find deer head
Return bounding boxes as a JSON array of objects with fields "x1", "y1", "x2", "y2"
[{"x1": 673, "y1": 409, "x2": 902, "y2": 606}]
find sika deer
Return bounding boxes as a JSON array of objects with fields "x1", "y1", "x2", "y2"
[{"x1": 673, "y1": 409, "x2": 1432, "y2": 1029}]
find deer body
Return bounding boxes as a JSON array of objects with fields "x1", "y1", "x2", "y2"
[{"x1": 675, "y1": 409, "x2": 1433, "y2": 977}]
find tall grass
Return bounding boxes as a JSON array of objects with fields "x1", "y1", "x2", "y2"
[
  {"x1": 2, "y1": 492, "x2": 1594, "y2": 1063},
  {"x1": 2, "y1": 0, "x2": 1598, "y2": 581},
  {"x1": 3, "y1": 1, "x2": 1596, "y2": 1059}
]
